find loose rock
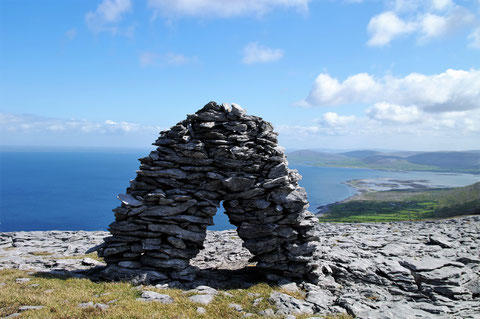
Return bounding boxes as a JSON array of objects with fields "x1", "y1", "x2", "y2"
[{"x1": 188, "y1": 294, "x2": 215, "y2": 305}]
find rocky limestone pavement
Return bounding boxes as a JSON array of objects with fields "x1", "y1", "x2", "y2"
[
  {"x1": 1, "y1": 216, "x2": 479, "y2": 318},
  {"x1": 0, "y1": 231, "x2": 107, "y2": 273}
]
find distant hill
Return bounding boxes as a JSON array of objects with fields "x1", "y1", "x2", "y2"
[
  {"x1": 361, "y1": 155, "x2": 403, "y2": 165},
  {"x1": 287, "y1": 150, "x2": 362, "y2": 166},
  {"x1": 287, "y1": 150, "x2": 348, "y2": 161},
  {"x1": 319, "y1": 182, "x2": 480, "y2": 222},
  {"x1": 287, "y1": 149, "x2": 480, "y2": 174},
  {"x1": 340, "y1": 150, "x2": 379, "y2": 158},
  {"x1": 407, "y1": 152, "x2": 480, "y2": 170}
]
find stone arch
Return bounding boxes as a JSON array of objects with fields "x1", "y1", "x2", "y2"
[{"x1": 98, "y1": 102, "x2": 321, "y2": 282}]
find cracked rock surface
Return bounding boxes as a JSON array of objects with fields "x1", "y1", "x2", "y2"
[
  {"x1": 1, "y1": 216, "x2": 479, "y2": 318},
  {"x1": 0, "y1": 231, "x2": 107, "y2": 272}
]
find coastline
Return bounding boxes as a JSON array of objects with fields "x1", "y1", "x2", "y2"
[{"x1": 315, "y1": 176, "x2": 473, "y2": 217}]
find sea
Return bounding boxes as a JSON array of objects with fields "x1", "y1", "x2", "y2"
[{"x1": 1, "y1": 149, "x2": 479, "y2": 232}]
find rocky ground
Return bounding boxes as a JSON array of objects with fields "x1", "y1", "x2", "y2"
[{"x1": 1, "y1": 216, "x2": 479, "y2": 318}]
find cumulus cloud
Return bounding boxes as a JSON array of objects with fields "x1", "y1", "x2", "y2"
[
  {"x1": 320, "y1": 112, "x2": 356, "y2": 127},
  {"x1": 277, "y1": 108, "x2": 480, "y2": 145},
  {"x1": 242, "y1": 42, "x2": 284, "y2": 64},
  {"x1": 139, "y1": 51, "x2": 195, "y2": 67},
  {"x1": 147, "y1": 0, "x2": 309, "y2": 18},
  {"x1": 367, "y1": 11, "x2": 416, "y2": 46},
  {"x1": 85, "y1": 0, "x2": 132, "y2": 34},
  {"x1": 366, "y1": 103, "x2": 421, "y2": 123},
  {"x1": 0, "y1": 113, "x2": 161, "y2": 135},
  {"x1": 367, "y1": 0, "x2": 478, "y2": 46},
  {"x1": 299, "y1": 69, "x2": 480, "y2": 113}
]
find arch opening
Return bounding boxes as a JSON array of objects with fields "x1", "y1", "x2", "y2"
[
  {"x1": 98, "y1": 102, "x2": 322, "y2": 283},
  {"x1": 208, "y1": 201, "x2": 236, "y2": 231}
]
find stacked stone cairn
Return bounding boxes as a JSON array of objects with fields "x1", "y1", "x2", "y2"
[{"x1": 98, "y1": 102, "x2": 321, "y2": 283}]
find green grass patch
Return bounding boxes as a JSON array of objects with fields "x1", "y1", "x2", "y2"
[
  {"x1": 320, "y1": 182, "x2": 480, "y2": 222},
  {"x1": 0, "y1": 269, "x2": 351, "y2": 319}
]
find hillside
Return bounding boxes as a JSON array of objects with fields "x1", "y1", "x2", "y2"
[
  {"x1": 407, "y1": 151, "x2": 480, "y2": 171},
  {"x1": 287, "y1": 149, "x2": 480, "y2": 174},
  {"x1": 318, "y1": 182, "x2": 480, "y2": 222},
  {"x1": 339, "y1": 150, "x2": 379, "y2": 158}
]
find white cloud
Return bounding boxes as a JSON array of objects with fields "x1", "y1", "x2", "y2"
[
  {"x1": 0, "y1": 113, "x2": 161, "y2": 135},
  {"x1": 277, "y1": 108, "x2": 480, "y2": 149},
  {"x1": 147, "y1": 0, "x2": 309, "y2": 18},
  {"x1": 242, "y1": 42, "x2": 284, "y2": 64},
  {"x1": 366, "y1": 102, "x2": 421, "y2": 123},
  {"x1": 86, "y1": 0, "x2": 132, "y2": 34},
  {"x1": 468, "y1": 27, "x2": 480, "y2": 48},
  {"x1": 431, "y1": 0, "x2": 454, "y2": 11},
  {"x1": 420, "y1": 7, "x2": 475, "y2": 40},
  {"x1": 419, "y1": 13, "x2": 448, "y2": 38},
  {"x1": 393, "y1": 0, "x2": 421, "y2": 13},
  {"x1": 139, "y1": 51, "x2": 195, "y2": 67},
  {"x1": 65, "y1": 28, "x2": 77, "y2": 40},
  {"x1": 320, "y1": 112, "x2": 356, "y2": 126},
  {"x1": 367, "y1": 11, "x2": 416, "y2": 46},
  {"x1": 300, "y1": 69, "x2": 480, "y2": 113},
  {"x1": 367, "y1": 0, "x2": 478, "y2": 46}
]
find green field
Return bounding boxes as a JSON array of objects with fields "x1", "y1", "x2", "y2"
[{"x1": 319, "y1": 182, "x2": 480, "y2": 223}]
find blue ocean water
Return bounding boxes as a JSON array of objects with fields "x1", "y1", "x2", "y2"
[{"x1": 1, "y1": 151, "x2": 479, "y2": 232}]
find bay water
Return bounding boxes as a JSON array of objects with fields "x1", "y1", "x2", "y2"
[{"x1": 1, "y1": 150, "x2": 479, "y2": 232}]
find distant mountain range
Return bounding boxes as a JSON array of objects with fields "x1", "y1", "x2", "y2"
[{"x1": 286, "y1": 149, "x2": 480, "y2": 174}]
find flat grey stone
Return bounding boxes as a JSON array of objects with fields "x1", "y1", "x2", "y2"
[
  {"x1": 357, "y1": 302, "x2": 436, "y2": 319},
  {"x1": 305, "y1": 290, "x2": 334, "y2": 310},
  {"x1": 94, "y1": 303, "x2": 109, "y2": 310},
  {"x1": 78, "y1": 302, "x2": 94, "y2": 308},
  {"x1": 189, "y1": 294, "x2": 214, "y2": 305},
  {"x1": 18, "y1": 306, "x2": 44, "y2": 312},
  {"x1": 184, "y1": 285, "x2": 218, "y2": 295},
  {"x1": 229, "y1": 303, "x2": 243, "y2": 312},
  {"x1": 401, "y1": 257, "x2": 464, "y2": 272},
  {"x1": 81, "y1": 257, "x2": 102, "y2": 266},
  {"x1": 15, "y1": 278, "x2": 31, "y2": 284},
  {"x1": 141, "y1": 199, "x2": 197, "y2": 217},
  {"x1": 428, "y1": 235, "x2": 454, "y2": 248},
  {"x1": 269, "y1": 292, "x2": 314, "y2": 315},
  {"x1": 279, "y1": 282, "x2": 299, "y2": 293},
  {"x1": 222, "y1": 177, "x2": 254, "y2": 192},
  {"x1": 117, "y1": 193, "x2": 142, "y2": 207},
  {"x1": 258, "y1": 308, "x2": 275, "y2": 316},
  {"x1": 139, "y1": 291, "x2": 174, "y2": 304}
]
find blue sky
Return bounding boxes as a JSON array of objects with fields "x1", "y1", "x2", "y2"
[{"x1": 1, "y1": 0, "x2": 480, "y2": 151}]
